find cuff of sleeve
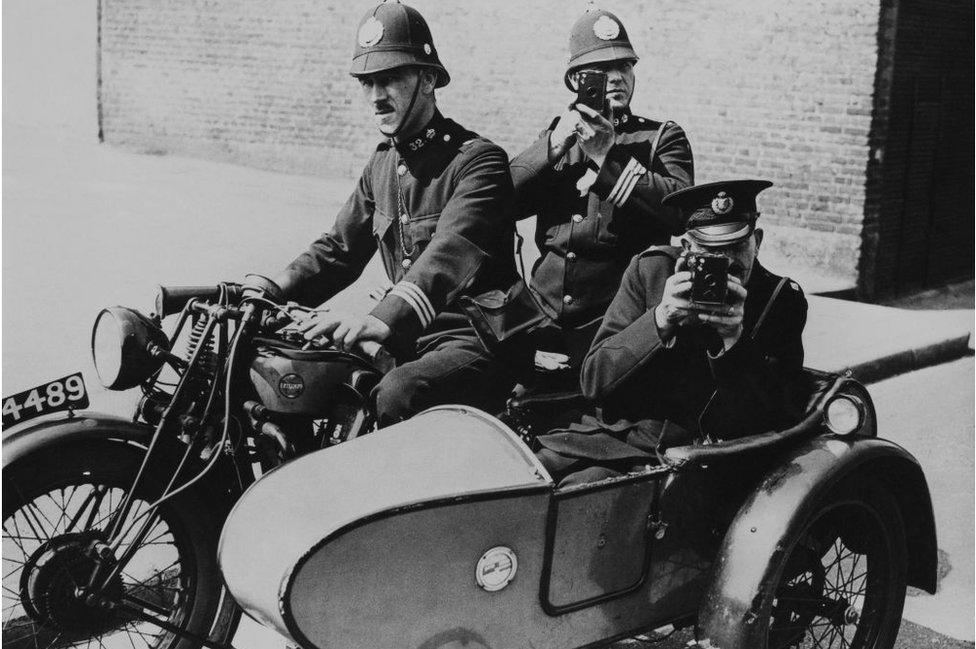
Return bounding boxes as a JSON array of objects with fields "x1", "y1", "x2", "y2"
[
  {"x1": 370, "y1": 291, "x2": 423, "y2": 344},
  {"x1": 271, "y1": 269, "x2": 305, "y2": 302},
  {"x1": 653, "y1": 311, "x2": 678, "y2": 349},
  {"x1": 370, "y1": 280, "x2": 436, "y2": 338},
  {"x1": 592, "y1": 147, "x2": 648, "y2": 207},
  {"x1": 515, "y1": 134, "x2": 556, "y2": 174}
]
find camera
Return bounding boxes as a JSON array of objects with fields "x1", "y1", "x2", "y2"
[
  {"x1": 687, "y1": 252, "x2": 730, "y2": 307},
  {"x1": 575, "y1": 70, "x2": 607, "y2": 113}
]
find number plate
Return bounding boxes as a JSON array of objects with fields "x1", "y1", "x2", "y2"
[{"x1": 2, "y1": 372, "x2": 89, "y2": 430}]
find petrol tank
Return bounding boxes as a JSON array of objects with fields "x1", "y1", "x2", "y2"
[{"x1": 248, "y1": 343, "x2": 375, "y2": 416}]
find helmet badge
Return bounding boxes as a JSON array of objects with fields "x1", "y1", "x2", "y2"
[
  {"x1": 423, "y1": 42, "x2": 432, "y2": 55},
  {"x1": 593, "y1": 15, "x2": 620, "y2": 40},
  {"x1": 358, "y1": 16, "x2": 385, "y2": 47},
  {"x1": 711, "y1": 192, "x2": 734, "y2": 215}
]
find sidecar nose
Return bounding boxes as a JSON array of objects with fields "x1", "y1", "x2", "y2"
[{"x1": 218, "y1": 406, "x2": 553, "y2": 647}]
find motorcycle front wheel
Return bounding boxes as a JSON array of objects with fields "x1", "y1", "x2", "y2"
[
  {"x1": 2, "y1": 440, "x2": 239, "y2": 649},
  {"x1": 762, "y1": 482, "x2": 908, "y2": 649}
]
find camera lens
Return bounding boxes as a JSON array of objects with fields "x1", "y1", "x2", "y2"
[{"x1": 702, "y1": 275, "x2": 721, "y2": 300}]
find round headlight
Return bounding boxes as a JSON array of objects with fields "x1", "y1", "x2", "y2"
[
  {"x1": 824, "y1": 395, "x2": 864, "y2": 436},
  {"x1": 91, "y1": 307, "x2": 169, "y2": 390}
]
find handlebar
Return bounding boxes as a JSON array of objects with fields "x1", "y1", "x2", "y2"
[
  {"x1": 156, "y1": 285, "x2": 232, "y2": 318},
  {"x1": 157, "y1": 283, "x2": 396, "y2": 372}
]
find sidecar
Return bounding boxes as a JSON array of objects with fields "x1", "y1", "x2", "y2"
[{"x1": 218, "y1": 372, "x2": 937, "y2": 649}]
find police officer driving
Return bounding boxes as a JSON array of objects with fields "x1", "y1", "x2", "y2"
[
  {"x1": 248, "y1": 1, "x2": 533, "y2": 425},
  {"x1": 510, "y1": 6, "x2": 695, "y2": 366}
]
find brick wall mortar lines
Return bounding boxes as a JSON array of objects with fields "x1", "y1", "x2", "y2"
[{"x1": 100, "y1": 0, "x2": 883, "y2": 281}]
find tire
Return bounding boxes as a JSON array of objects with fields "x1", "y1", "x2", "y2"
[
  {"x1": 2, "y1": 440, "x2": 240, "y2": 649},
  {"x1": 761, "y1": 481, "x2": 908, "y2": 649}
]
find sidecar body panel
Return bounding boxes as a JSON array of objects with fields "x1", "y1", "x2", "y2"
[
  {"x1": 218, "y1": 407, "x2": 554, "y2": 638},
  {"x1": 219, "y1": 407, "x2": 715, "y2": 649}
]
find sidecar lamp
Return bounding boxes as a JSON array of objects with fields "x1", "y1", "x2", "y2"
[
  {"x1": 92, "y1": 307, "x2": 170, "y2": 390},
  {"x1": 824, "y1": 395, "x2": 863, "y2": 436}
]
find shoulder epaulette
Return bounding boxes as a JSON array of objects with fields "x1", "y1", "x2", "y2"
[{"x1": 637, "y1": 244, "x2": 681, "y2": 260}]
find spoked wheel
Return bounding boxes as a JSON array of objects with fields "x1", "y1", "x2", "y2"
[
  {"x1": 764, "y1": 483, "x2": 908, "y2": 649},
  {"x1": 3, "y1": 441, "x2": 238, "y2": 649}
]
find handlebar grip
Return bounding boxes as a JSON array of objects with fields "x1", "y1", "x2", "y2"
[{"x1": 156, "y1": 285, "x2": 222, "y2": 317}]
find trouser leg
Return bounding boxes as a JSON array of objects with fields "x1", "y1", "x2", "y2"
[{"x1": 373, "y1": 335, "x2": 529, "y2": 427}]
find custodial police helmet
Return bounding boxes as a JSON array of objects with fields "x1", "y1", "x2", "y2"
[
  {"x1": 350, "y1": 0, "x2": 450, "y2": 88},
  {"x1": 564, "y1": 7, "x2": 639, "y2": 90}
]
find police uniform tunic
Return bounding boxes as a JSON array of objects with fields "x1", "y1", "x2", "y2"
[
  {"x1": 510, "y1": 111, "x2": 694, "y2": 329},
  {"x1": 536, "y1": 248, "x2": 808, "y2": 483},
  {"x1": 581, "y1": 249, "x2": 808, "y2": 435},
  {"x1": 274, "y1": 111, "x2": 530, "y2": 422}
]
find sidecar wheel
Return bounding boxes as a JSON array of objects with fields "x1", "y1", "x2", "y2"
[
  {"x1": 2, "y1": 440, "x2": 239, "y2": 649},
  {"x1": 762, "y1": 482, "x2": 907, "y2": 649}
]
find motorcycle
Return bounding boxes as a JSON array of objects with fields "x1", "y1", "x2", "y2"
[
  {"x1": 2, "y1": 280, "x2": 938, "y2": 649},
  {"x1": 2, "y1": 280, "x2": 410, "y2": 649}
]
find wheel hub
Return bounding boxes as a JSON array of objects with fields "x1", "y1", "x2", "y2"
[{"x1": 20, "y1": 533, "x2": 125, "y2": 635}]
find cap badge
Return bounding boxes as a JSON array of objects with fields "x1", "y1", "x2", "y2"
[
  {"x1": 358, "y1": 16, "x2": 384, "y2": 47},
  {"x1": 711, "y1": 192, "x2": 734, "y2": 215},
  {"x1": 423, "y1": 43, "x2": 432, "y2": 55},
  {"x1": 593, "y1": 15, "x2": 620, "y2": 41}
]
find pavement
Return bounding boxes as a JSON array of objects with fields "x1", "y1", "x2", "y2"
[{"x1": 2, "y1": 123, "x2": 974, "y2": 647}]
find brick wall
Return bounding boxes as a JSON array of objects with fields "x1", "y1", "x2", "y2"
[
  {"x1": 100, "y1": 0, "x2": 886, "y2": 284},
  {"x1": 860, "y1": 0, "x2": 974, "y2": 296}
]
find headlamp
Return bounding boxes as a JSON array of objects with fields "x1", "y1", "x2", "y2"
[
  {"x1": 824, "y1": 395, "x2": 864, "y2": 436},
  {"x1": 91, "y1": 307, "x2": 169, "y2": 390}
]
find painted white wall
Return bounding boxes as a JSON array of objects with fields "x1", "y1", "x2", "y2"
[{"x1": 2, "y1": 0, "x2": 99, "y2": 139}]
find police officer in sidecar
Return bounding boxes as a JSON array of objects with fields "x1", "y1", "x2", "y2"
[
  {"x1": 247, "y1": 1, "x2": 536, "y2": 426},
  {"x1": 535, "y1": 180, "x2": 810, "y2": 485}
]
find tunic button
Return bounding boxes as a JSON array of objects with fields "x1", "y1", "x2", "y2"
[
  {"x1": 401, "y1": 258, "x2": 412, "y2": 269},
  {"x1": 563, "y1": 295, "x2": 573, "y2": 305},
  {"x1": 566, "y1": 251, "x2": 577, "y2": 261},
  {"x1": 399, "y1": 214, "x2": 410, "y2": 224},
  {"x1": 397, "y1": 164, "x2": 407, "y2": 176},
  {"x1": 571, "y1": 214, "x2": 583, "y2": 223}
]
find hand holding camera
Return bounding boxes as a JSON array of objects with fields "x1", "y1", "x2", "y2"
[
  {"x1": 655, "y1": 253, "x2": 747, "y2": 349},
  {"x1": 548, "y1": 108, "x2": 582, "y2": 161},
  {"x1": 574, "y1": 104, "x2": 615, "y2": 166}
]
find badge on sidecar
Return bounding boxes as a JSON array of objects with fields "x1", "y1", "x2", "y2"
[
  {"x1": 475, "y1": 546, "x2": 518, "y2": 592},
  {"x1": 278, "y1": 373, "x2": 305, "y2": 399},
  {"x1": 2, "y1": 372, "x2": 89, "y2": 430}
]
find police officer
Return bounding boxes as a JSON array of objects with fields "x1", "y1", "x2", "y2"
[
  {"x1": 535, "y1": 180, "x2": 809, "y2": 485},
  {"x1": 250, "y1": 1, "x2": 532, "y2": 425},
  {"x1": 510, "y1": 6, "x2": 695, "y2": 365}
]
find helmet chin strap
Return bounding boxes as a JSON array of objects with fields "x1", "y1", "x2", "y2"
[{"x1": 389, "y1": 72, "x2": 424, "y2": 140}]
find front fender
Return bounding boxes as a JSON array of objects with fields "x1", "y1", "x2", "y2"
[
  {"x1": 3, "y1": 411, "x2": 243, "y2": 517},
  {"x1": 3, "y1": 411, "x2": 157, "y2": 469},
  {"x1": 697, "y1": 435, "x2": 937, "y2": 648}
]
